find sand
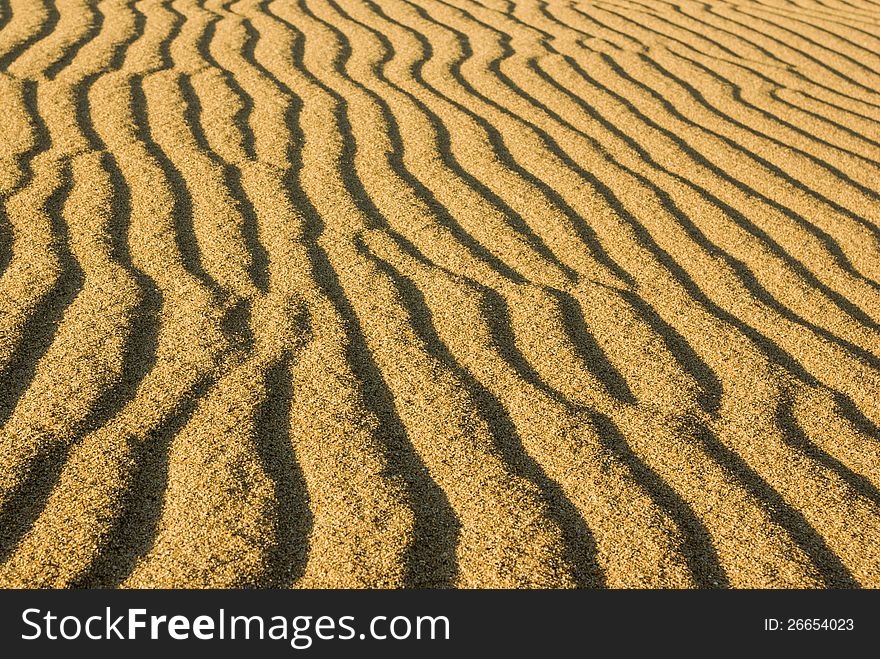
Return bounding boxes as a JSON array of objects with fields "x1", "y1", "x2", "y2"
[{"x1": 0, "y1": 0, "x2": 878, "y2": 588}]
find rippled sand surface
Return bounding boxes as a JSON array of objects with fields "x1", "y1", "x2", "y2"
[{"x1": 0, "y1": 0, "x2": 878, "y2": 588}]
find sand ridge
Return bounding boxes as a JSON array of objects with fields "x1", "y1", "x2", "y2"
[{"x1": 0, "y1": 0, "x2": 878, "y2": 588}]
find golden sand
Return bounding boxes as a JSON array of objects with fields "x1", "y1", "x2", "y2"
[{"x1": 0, "y1": 0, "x2": 878, "y2": 588}]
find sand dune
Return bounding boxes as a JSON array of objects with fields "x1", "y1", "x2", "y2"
[{"x1": 0, "y1": 0, "x2": 878, "y2": 588}]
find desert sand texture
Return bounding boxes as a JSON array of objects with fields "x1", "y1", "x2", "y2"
[{"x1": 0, "y1": 0, "x2": 878, "y2": 589}]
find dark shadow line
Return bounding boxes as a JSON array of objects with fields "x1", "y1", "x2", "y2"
[
  {"x1": 301, "y1": 2, "x2": 640, "y2": 580},
  {"x1": 297, "y1": 201, "x2": 461, "y2": 589},
  {"x1": 118, "y1": 1, "x2": 226, "y2": 299},
  {"x1": 688, "y1": 417, "x2": 859, "y2": 588},
  {"x1": 236, "y1": 10, "x2": 264, "y2": 164},
  {"x1": 619, "y1": 0, "x2": 880, "y2": 86},
  {"x1": 452, "y1": 28, "x2": 826, "y2": 382},
  {"x1": 165, "y1": 0, "x2": 267, "y2": 297},
  {"x1": 54, "y1": 0, "x2": 226, "y2": 585},
  {"x1": 770, "y1": 86, "x2": 880, "y2": 153},
  {"x1": 794, "y1": 86, "x2": 880, "y2": 127},
  {"x1": 43, "y1": 0, "x2": 104, "y2": 79},
  {"x1": 324, "y1": 0, "x2": 595, "y2": 286},
  {"x1": 555, "y1": 0, "x2": 647, "y2": 50},
  {"x1": 0, "y1": 0, "x2": 60, "y2": 71},
  {"x1": 330, "y1": 7, "x2": 726, "y2": 583},
  {"x1": 0, "y1": 0, "x2": 157, "y2": 566},
  {"x1": 73, "y1": 375, "x2": 215, "y2": 588},
  {"x1": 283, "y1": 0, "x2": 532, "y2": 289},
  {"x1": 540, "y1": 3, "x2": 880, "y2": 267},
  {"x1": 70, "y1": 144, "x2": 163, "y2": 457},
  {"x1": 562, "y1": 35, "x2": 880, "y2": 282},
  {"x1": 128, "y1": 73, "x2": 226, "y2": 301},
  {"x1": 87, "y1": 145, "x2": 163, "y2": 381},
  {"x1": 154, "y1": 0, "x2": 180, "y2": 70},
  {"x1": 0, "y1": 441, "x2": 71, "y2": 564},
  {"x1": 731, "y1": 1, "x2": 880, "y2": 70},
  {"x1": 0, "y1": 112, "x2": 163, "y2": 572},
  {"x1": 569, "y1": 1, "x2": 750, "y2": 62},
  {"x1": 265, "y1": 0, "x2": 519, "y2": 291},
  {"x1": 339, "y1": 3, "x2": 578, "y2": 283},
  {"x1": 592, "y1": 0, "x2": 747, "y2": 61},
  {"x1": 0, "y1": 161, "x2": 79, "y2": 429},
  {"x1": 754, "y1": 0, "x2": 880, "y2": 18},
  {"x1": 591, "y1": 411, "x2": 729, "y2": 588},
  {"x1": 468, "y1": 0, "x2": 555, "y2": 42},
  {"x1": 615, "y1": 287, "x2": 722, "y2": 414},
  {"x1": 608, "y1": 0, "x2": 767, "y2": 57},
  {"x1": 0, "y1": 151, "x2": 154, "y2": 562},
  {"x1": 594, "y1": 56, "x2": 880, "y2": 288},
  {"x1": 194, "y1": 0, "x2": 259, "y2": 161},
  {"x1": 220, "y1": 294, "x2": 255, "y2": 352},
  {"x1": 0, "y1": 0, "x2": 215, "y2": 582},
  {"x1": 655, "y1": 0, "x2": 862, "y2": 63},
  {"x1": 0, "y1": 203, "x2": 10, "y2": 278},
  {"x1": 86, "y1": 0, "x2": 147, "y2": 76},
  {"x1": 251, "y1": 356, "x2": 312, "y2": 587},
  {"x1": 569, "y1": 0, "x2": 880, "y2": 112},
  {"x1": 178, "y1": 74, "x2": 270, "y2": 293},
  {"x1": 255, "y1": 3, "x2": 616, "y2": 583},
  {"x1": 481, "y1": 283, "x2": 615, "y2": 411},
  {"x1": 0, "y1": 0, "x2": 12, "y2": 33},
  {"x1": 778, "y1": 396, "x2": 880, "y2": 511},
  {"x1": 548, "y1": 287, "x2": 638, "y2": 406},
  {"x1": 0, "y1": 78, "x2": 54, "y2": 279},
  {"x1": 793, "y1": 0, "x2": 880, "y2": 15},
  {"x1": 703, "y1": 0, "x2": 880, "y2": 99},
  {"x1": 831, "y1": 391, "x2": 880, "y2": 441}
]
